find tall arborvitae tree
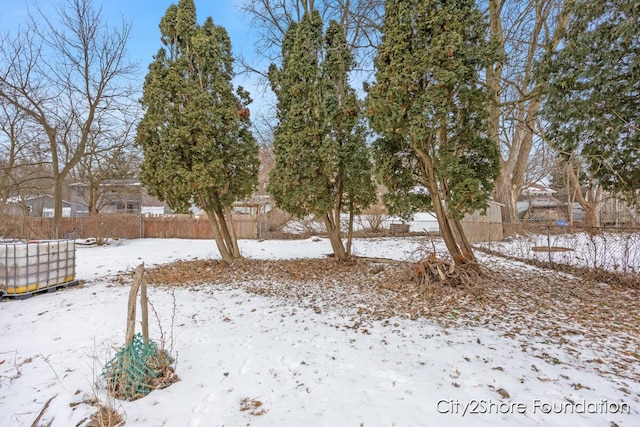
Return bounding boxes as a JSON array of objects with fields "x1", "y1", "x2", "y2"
[
  {"x1": 137, "y1": 0, "x2": 259, "y2": 262},
  {"x1": 541, "y1": 0, "x2": 639, "y2": 222},
  {"x1": 366, "y1": 0, "x2": 501, "y2": 265},
  {"x1": 268, "y1": 12, "x2": 375, "y2": 261},
  {"x1": 323, "y1": 20, "x2": 377, "y2": 256}
]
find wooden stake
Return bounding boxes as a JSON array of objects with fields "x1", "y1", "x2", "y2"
[
  {"x1": 125, "y1": 263, "x2": 144, "y2": 346},
  {"x1": 140, "y1": 268, "x2": 149, "y2": 346}
]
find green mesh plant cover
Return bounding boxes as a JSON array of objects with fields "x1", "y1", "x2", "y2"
[{"x1": 102, "y1": 333, "x2": 176, "y2": 401}]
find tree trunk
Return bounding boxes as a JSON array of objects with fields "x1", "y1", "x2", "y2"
[
  {"x1": 494, "y1": 173, "x2": 519, "y2": 225},
  {"x1": 487, "y1": 0, "x2": 508, "y2": 223},
  {"x1": 430, "y1": 187, "x2": 466, "y2": 264},
  {"x1": 489, "y1": 0, "x2": 575, "y2": 227},
  {"x1": 449, "y1": 215, "x2": 477, "y2": 264},
  {"x1": 204, "y1": 206, "x2": 241, "y2": 263},
  {"x1": 222, "y1": 205, "x2": 241, "y2": 258},
  {"x1": 566, "y1": 178, "x2": 575, "y2": 226},
  {"x1": 584, "y1": 205, "x2": 600, "y2": 229},
  {"x1": 486, "y1": 0, "x2": 503, "y2": 142},
  {"x1": 346, "y1": 205, "x2": 354, "y2": 256},
  {"x1": 88, "y1": 177, "x2": 99, "y2": 215},
  {"x1": 417, "y1": 152, "x2": 471, "y2": 265},
  {"x1": 323, "y1": 213, "x2": 348, "y2": 261},
  {"x1": 53, "y1": 176, "x2": 64, "y2": 239},
  {"x1": 565, "y1": 161, "x2": 602, "y2": 228},
  {"x1": 321, "y1": 169, "x2": 350, "y2": 261}
]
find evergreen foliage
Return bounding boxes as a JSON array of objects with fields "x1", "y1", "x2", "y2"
[
  {"x1": 541, "y1": 0, "x2": 639, "y2": 198},
  {"x1": 268, "y1": 11, "x2": 375, "y2": 260},
  {"x1": 365, "y1": 0, "x2": 501, "y2": 264},
  {"x1": 137, "y1": 0, "x2": 259, "y2": 261}
]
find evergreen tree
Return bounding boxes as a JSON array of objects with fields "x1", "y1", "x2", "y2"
[
  {"x1": 365, "y1": 0, "x2": 501, "y2": 265},
  {"x1": 268, "y1": 12, "x2": 375, "y2": 261},
  {"x1": 541, "y1": 0, "x2": 639, "y2": 202},
  {"x1": 137, "y1": 0, "x2": 259, "y2": 262}
]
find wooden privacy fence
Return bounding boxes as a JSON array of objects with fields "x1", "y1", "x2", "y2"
[
  {"x1": 1, "y1": 213, "x2": 266, "y2": 240},
  {"x1": 142, "y1": 214, "x2": 262, "y2": 239},
  {"x1": 0, "y1": 215, "x2": 142, "y2": 241}
]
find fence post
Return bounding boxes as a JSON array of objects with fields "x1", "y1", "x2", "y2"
[{"x1": 547, "y1": 226, "x2": 552, "y2": 265}]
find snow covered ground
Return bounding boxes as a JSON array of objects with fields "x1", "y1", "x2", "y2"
[
  {"x1": 282, "y1": 213, "x2": 640, "y2": 275},
  {"x1": 282, "y1": 212, "x2": 440, "y2": 234},
  {"x1": 1, "y1": 238, "x2": 638, "y2": 426},
  {"x1": 479, "y1": 231, "x2": 640, "y2": 273}
]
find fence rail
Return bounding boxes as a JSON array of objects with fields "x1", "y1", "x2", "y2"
[
  {"x1": 2, "y1": 215, "x2": 638, "y2": 280},
  {"x1": 0, "y1": 214, "x2": 267, "y2": 241},
  {"x1": 475, "y1": 223, "x2": 640, "y2": 277}
]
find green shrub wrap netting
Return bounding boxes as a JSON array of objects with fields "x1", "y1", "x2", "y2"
[{"x1": 102, "y1": 333, "x2": 174, "y2": 401}]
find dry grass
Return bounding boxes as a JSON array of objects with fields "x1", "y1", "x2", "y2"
[{"x1": 86, "y1": 400, "x2": 125, "y2": 427}]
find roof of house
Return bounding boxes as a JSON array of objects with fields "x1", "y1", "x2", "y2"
[
  {"x1": 521, "y1": 183, "x2": 556, "y2": 196},
  {"x1": 6, "y1": 195, "x2": 71, "y2": 205},
  {"x1": 68, "y1": 179, "x2": 141, "y2": 188}
]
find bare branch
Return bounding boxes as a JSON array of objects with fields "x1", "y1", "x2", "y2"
[{"x1": 0, "y1": 0, "x2": 138, "y2": 234}]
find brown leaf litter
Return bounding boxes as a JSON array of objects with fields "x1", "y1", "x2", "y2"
[{"x1": 128, "y1": 255, "x2": 639, "y2": 387}]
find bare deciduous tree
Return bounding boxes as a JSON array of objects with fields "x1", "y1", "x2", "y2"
[
  {"x1": 564, "y1": 156, "x2": 603, "y2": 228},
  {"x1": 239, "y1": 0, "x2": 383, "y2": 75},
  {"x1": 0, "y1": 102, "x2": 51, "y2": 210},
  {"x1": 70, "y1": 114, "x2": 141, "y2": 215},
  {"x1": 486, "y1": 0, "x2": 575, "y2": 224},
  {"x1": 0, "y1": 0, "x2": 138, "y2": 236},
  {"x1": 71, "y1": 147, "x2": 141, "y2": 215}
]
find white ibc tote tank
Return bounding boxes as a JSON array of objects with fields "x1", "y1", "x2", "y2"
[{"x1": 0, "y1": 240, "x2": 77, "y2": 297}]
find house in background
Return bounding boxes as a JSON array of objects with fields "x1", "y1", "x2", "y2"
[
  {"x1": 6, "y1": 195, "x2": 71, "y2": 217},
  {"x1": 518, "y1": 183, "x2": 638, "y2": 226},
  {"x1": 555, "y1": 187, "x2": 637, "y2": 226},
  {"x1": 600, "y1": 195, "x2": 638, "y2": 226},
  {"x1": 517, "y1": 184, "x2": 574, "y2": 223},
  {"x1": 67, "y1": 180, "x2": 172, "y2": 217}
]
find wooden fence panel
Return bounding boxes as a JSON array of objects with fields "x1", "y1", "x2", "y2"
[
  {"x1": 232, "y1": 216, "x2": 258, "y2": 239},
  {"x1": 141, "y1": 214, "x2": 260, "y2": 239},
  {"x1": 3, "y1": 213, "x2": 263, "y2": 240},
  {"x1": 142, "y1": 215, "x2": 213, "y2": 239}
]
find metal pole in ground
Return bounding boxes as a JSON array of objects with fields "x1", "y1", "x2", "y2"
[{"x1": 488, "y1": 224, "x2": 492, "y2": 254}]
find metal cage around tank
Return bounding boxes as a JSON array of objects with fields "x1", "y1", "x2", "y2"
[{"x1": 0, "y1": 240, "x2": 77, "y2": 298}]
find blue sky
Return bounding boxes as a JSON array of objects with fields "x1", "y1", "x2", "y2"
[
  {"x1": 1, "y1": 0, "x2": 270, "y2": 112},
  {"x1": 1, "y1": 1, "x2": 257, "y2": 64}
]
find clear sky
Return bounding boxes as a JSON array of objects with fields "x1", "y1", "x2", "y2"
[{"x1": 0, "y1": 0, "x2": 269, "y2": 112}]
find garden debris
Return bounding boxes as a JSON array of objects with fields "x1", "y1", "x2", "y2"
[
  {"x1": 410, "y1": 253, "x2": 484, "y2": 291},
  {"x1": 135, "y1": 255, "x2": 640, "y2": 383},
  {"x1": 101, "y1": 333, "x2": 178, "y2": 401}
]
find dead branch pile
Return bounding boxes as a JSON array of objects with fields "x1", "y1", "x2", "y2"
[{"x1": 410, "y1": 253, "x2": 484, "y2": 294}]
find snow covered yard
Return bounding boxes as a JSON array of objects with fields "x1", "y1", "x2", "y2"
[
  {"x1": 478, "y1": 230, "x2": 640, "y2": 274},
  {"x1": 1, "y1": 238, "x2": 638, "y2": 426}
]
